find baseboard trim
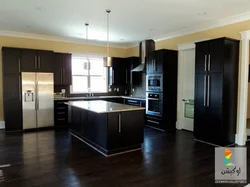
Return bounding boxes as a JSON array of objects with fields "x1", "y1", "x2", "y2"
[
  {"x1": 235, "y1": 132, "x2": 247, "y2": 146},
  {"x1": 0, "y1": 121, "x2": 5, "y2": 129}
]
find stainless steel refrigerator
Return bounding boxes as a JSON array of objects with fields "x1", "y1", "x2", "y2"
[{"x1": 22, "y1": 72, "x2": 54, "y2": 129}]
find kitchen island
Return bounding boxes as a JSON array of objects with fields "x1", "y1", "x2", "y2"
[{"x1": 66, "y1": 100, "x2": 145, "y2": 157}]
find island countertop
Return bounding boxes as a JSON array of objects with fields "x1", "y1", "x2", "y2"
[{"x1": 66, "y1": 100, "x2": 145, "y2": 113}]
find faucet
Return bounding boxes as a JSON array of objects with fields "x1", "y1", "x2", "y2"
[{"x1": 87, "y1": 87, "x2": 93, "y2": 97}]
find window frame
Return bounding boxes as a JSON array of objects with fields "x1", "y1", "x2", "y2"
[{"x1": 70, "y1": 54, "x2": 108, "y2": 94}]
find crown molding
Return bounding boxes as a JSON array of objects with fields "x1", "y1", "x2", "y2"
[
  {"x1": 1, "y1": 11, "x2": 250, "y2": 50},
  {"x1": 153, "y1": 11, "x2": 250, "y2": 42},
  {"x1": 0, "y1": 30, "x2": 128, "y2": 49}
]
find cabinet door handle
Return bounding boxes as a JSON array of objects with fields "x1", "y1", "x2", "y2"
[
  {"x1": 154, "y1": 60, "x2": 156, "y2": 72},
  {"x1": 208, "y1": 54, "x2": 211, "y2": 71},
  {"x1": 118, "y1": 113, "x2": 121, "y2": 133},
  {"x1": 112, "y1": 70, "x2": 114, "y2": 84},
  {"x1": 207, "y1": 75, "x2": 210, "y2": 107},
  {"x1": 62, "y1": 68, "x2": 65, "y2": 83},
  {"x1": 126, "y1": 70, "x2": 128, "y2": 84},
  {"x1": 204, "y1": 75, "x2": 207, "y2": 107},
  {"x1": 204, "y1": 55, "x2": 207, "y2": 71},
  {"x1": 35, "y1": 56, "x2": 37, "y2": 69},
  {"x1": 19, "y1": 75, "x2": 21, "y2": 101},
  {"x1": 38, "y1": 56, "x2": 41, "y2": 69},
  {"x1": 18, "y1": 58, "x2": 21, "y2": 72},
  {"x1": 147, "y1": 120, "x2": 159, "y2": 124},
  {"x1": 152, "y1": 60, "x2": 154, "y2": 71},
  {"x1": 154, "y1": 60, "x2": 157, "y2": 72},
  {"x1": 61, "y1": 68, "x2": 63, "y2": 84}
]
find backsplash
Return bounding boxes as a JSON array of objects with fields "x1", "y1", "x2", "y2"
[{"x1": 132, "y1": 73, "x2": 146, "y2": 98}]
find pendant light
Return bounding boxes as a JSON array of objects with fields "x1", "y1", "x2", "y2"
[
  {"x1": 103, "y1": 9, "x2": 112, "y2": 67},
  {"x1": 85, "y1": 23, "x2": 90, "y2": 70}
]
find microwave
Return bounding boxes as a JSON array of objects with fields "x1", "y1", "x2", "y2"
[{"x1": 146, "y1": 74, "x2": 163, "y2": 92}]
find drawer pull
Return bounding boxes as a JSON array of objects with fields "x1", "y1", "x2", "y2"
[
  {"x1": 57, "y1": 112, "x2": 66, "y2": 115},
  {"x1": 57, "y1": 107, "x2": 66, "y2": 110},
  {"x1": 57, "y1": 118, "x2": 66, "y2": 121},
  {"x1": 147, "y1": 120, "x2": 159, "y2": 124}
]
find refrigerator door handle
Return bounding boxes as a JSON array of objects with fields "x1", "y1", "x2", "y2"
[
  {"x1": 19, "y1": 75, "x2": 21, "y2": 101},
  {"x1": 36, "y1": 81, "x2": 39, "y2": 110}
]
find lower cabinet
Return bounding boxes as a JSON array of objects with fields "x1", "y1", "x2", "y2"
[
  {"x1": 54, "y1": 100, "x2": 69, "y2": 127},
  {"x1": 70, "y1": 107, "x2": 144, "y2": 155}
]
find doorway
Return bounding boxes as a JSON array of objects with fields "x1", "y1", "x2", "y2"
[{"x1": 177, "y1": 44, "x2": 195, "y2": 131}]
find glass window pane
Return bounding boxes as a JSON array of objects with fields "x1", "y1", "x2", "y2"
[
  {"x1": 72, "y1": 58, "x2": 88, "y2": 75},
  {"x1": 72, "y1": 76, "x2": 88, "y2": 93},
  {"x1": 90, "y1": 76, "x2": 106, "y2": 92},
  {"x1": 90, "y1": 59, "x2": 104, "y2": 75}
]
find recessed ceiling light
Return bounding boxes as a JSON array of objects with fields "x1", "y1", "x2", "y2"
[
  {"x1": 36, "y1": 7, "x2": 46, "y2": 11},
  {"x1": 198, "y1": 12, "x2": 207, "y2": 15},
  {"x1": 120, "y1": 39, "x2": 125, "y2": 41}
]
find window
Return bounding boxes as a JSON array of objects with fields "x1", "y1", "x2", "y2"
[{"x1": 71, "y1": 56, "x2": 107, "y2": 93}]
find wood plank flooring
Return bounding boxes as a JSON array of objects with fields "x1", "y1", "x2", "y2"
[{"x1": 0, "y1": 128, "x2": 249, "y2": 187}]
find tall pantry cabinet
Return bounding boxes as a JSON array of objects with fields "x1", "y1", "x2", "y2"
[{"x1": 194, "y1": 37, "x2": 239, "y2": 146}]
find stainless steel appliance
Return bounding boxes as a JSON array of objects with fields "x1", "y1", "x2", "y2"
[
  {"x1": 22, "y1": 72, "x2": 54, "y2": 129},
  {"x1": 146, "y1": 92, "x2": 162, "y2": 117},
  {"x1": 146, "y1": 74, "x2": 163, "y2": 92}
]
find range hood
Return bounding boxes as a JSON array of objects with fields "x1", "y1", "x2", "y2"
[{"x1": 132, "y1": 39, "x2": 155, "y2": 72}]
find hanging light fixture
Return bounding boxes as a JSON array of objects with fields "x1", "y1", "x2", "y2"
[
  {"x1": 103, "y1": 9, "x2": 112, "y2": 67},
  {"x1": 85, "y1": 23, "x2": 90, "y2": 70}
]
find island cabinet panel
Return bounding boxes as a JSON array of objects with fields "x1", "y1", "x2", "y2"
[
  {"x1": 121, "y1": 111, "x2": 144, "y2": 147},
  {"x1": 107, "y1": 113, "x2": 121, "y2": 150},
  {"x1": 94, "y1": 114, "x2": 108, "y2": 149}
]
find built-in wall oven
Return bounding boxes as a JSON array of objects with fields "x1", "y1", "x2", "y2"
[
  {"x1": 146, "y1": 74, "x2": 163, "y2": 92},
  {"x1": 146, "y1": 92, "x2": 163, "y2": 117}
]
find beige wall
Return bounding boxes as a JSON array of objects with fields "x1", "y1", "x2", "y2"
[
  {"x1": 127, "y1": 20, "x2": 250, "y2": 56},
  {"x1": 0, "y1": 36, "x2": 128, "y2": 121}
]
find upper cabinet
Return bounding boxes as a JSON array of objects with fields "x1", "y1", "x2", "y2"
[
  {"x1": 147, "y1": 49, "x2": 178, "y2": 74},
  {"x1": 21, "y1": 49, "x2": 54, "y2": 72},
  {"x1": 2, "y1": 47, "x2": 21, "y2": 74},
  {"x1": 109, "y1": 57, "x2": 128, "y2": 86},
  {"x1": 195, "y1": 39, "x2": 224, "y2": 73},
  {"x1": 127, "y1": 57, "x2": 141, "y2": 85},
  {"x1": 108, "y1": 57, "x2": 141, "y2": 86},
  {"x1": 54, "y1": 53, "x2": 72, "y2": 85}
]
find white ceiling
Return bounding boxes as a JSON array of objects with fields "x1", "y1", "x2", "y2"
[{"x1": 1, "y1": 0, "x2": 250, "y2": 47}]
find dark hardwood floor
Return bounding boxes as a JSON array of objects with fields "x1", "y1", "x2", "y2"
[{"x1": 0, "y1": 127, "x2": 249, "y2": 187}]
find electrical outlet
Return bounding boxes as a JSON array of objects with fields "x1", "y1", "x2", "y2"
[
  {"x1": 132, "y1": 88, "x2": 135, "y2": 93},
  {"x1": 114, "y1": 88, "x2": 117, "y2": 91}
]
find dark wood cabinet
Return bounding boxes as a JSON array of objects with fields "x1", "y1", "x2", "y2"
[
  {"x1": 54, "y1": 53, "x2": 72, "y2": 85},
  {"x1": 21, "y1": 49, "x2": 37, "y2": 72},
  {"x1": 2, "y1": 47, "x2": 23, "y2": 131},
  {"x1": 194, "y1": 37, "x2": 239, "y2": 146},
  {"x1": 37, "y1": 50, "x2": 54, "y2": 72},
  {"x1": 127, "y1": 57, "x2": 141, "y2": 85},
  {"x1": 2, "y1": 47, "x2": 21, "y2": 74},
  {"x1": 21, "y1": 49, "x2": 53, "y2": 72},
  {"x1": 147, "y1": 49, "x2": 177, "y2": 74},
  {"x1": 70, "y1": 106, "x2": 144, "y2": 156},
  {"x1": 3, "y1": 74, "x2": 22, "y2": 131},
  {"x1": 54, "y1": 100, "x2": 69, "y2": 127},
  {"x1": 120, "y1": 111, "x2": 144, "y2": 147},
  {"x1": 109, "y1": 57, "x2": 127, "y2": 86}
]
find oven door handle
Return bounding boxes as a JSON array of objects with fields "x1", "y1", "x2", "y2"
[{"x1": 147, "y1": 98, "x2": 160, "y2": 101}]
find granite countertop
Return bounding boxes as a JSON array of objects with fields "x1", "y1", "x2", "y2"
[
  {"x1": 65, "y1": 100, "x2": 145, "y2": 113},
  {"x1": 54, "y1": 96, "x2": 146, "y2": 101}
]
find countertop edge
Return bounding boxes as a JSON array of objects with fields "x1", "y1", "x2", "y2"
[
  {"x1": 55, "y1": 96, "x2": 146, "y2": 101},
  {"x1": 65, "y1": 102, "x2": 145, "y2": 114}
]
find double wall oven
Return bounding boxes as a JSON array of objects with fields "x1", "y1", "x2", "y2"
[{"x1": 146, "y1": 74, "x2": 163, "y2": 118}]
